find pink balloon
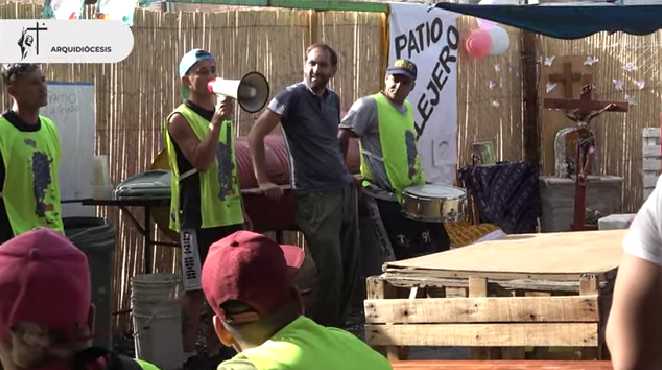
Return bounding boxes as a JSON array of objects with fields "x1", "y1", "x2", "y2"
[{"x1": 465, "y1": 28, "x2": 492, "y2": 60}]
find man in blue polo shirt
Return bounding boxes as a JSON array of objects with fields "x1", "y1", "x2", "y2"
[{"x1": 248, "y1": 43, "x2": 359, "y2": 328}]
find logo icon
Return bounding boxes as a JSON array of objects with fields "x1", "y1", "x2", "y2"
[
  {"x1": 17, "y1": 22, "x2": 47, "y2": 60},
  {"x1": 1, "y1": 20, "x2": 133, "y2": 63}
]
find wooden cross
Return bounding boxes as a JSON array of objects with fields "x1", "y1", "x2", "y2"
[
  {"x1": 548, "y1": 62, "x2": 592, "y2": 98},
  {"x1": 544, "y1": 85, "x2": 628, "y2": 232},
  {"x1": 544, "y1": 84, "x2": 628, "y2": 117}
]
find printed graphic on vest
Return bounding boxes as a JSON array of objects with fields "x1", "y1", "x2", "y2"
[
  {"x1": 216, "y1": 124, "x2": 236, "y2": 201},
  {"x1": 31, "y1": 151, "x2": 54, "y2": 217},
  {"x1": 405, "y1": 130, "x2": 418, "y2": 180}
]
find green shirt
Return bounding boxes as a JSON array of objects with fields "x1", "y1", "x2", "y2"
[{"x1": 217, "y1": 316, "x2": 392, "y2": 370}]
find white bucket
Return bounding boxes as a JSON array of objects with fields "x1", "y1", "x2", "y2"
[
  {"x1": 132, "y1": 301, "x2": 184, "y2": 370},
  {"x1": 131, "y1": 273, "x2": 181, "y2": 303}
]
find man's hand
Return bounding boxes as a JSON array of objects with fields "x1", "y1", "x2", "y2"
[
  {"x1": 258, "y1": 180, "x2": 284, "y2": 201},
  {"x1": 212, "y1": 96, "x2": 235, "y2": 127}
]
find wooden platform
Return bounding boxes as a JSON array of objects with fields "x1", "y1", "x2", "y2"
[
  {"x1": 365, "y1": 230, "x2": 626, "y2": 361},
  {"x1": 391, "y1": 360, "x2": 613, "y2": 369},
  {"x1": 384, "y1": 229, "x2": 624, "y2": 279}
]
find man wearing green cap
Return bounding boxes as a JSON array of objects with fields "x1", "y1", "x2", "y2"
[
  {"x1": 162, "y1": 48, "x2": 244, "y2": 364},
  {"x1": 338, "y1": 59, "x2": 450, "y2": 263}
]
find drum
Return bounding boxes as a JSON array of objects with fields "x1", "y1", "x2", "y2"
[{"x1": 402, "y1": 184, "x2": 467, "y2": 223}]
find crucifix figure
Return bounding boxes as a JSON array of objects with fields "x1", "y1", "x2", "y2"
[{"x1": 544, "y1": 84, "x2": 628, "y2": 231}]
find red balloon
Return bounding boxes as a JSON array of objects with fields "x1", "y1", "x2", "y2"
[{"x1": 465, "y1": 28, "x2": 492, "y2": 59}]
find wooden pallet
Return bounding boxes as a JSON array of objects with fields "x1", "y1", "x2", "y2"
[{"x1": 364, "y1": 230, "x2": 623, "y2": 361}]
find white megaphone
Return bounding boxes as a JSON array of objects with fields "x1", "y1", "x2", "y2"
[{"x1": 207, "y1": 71, "x2": 269, "y2": 113}]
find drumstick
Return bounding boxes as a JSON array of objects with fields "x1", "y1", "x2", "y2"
[{"x1": 241, "y1": 184, "x2": 291, "y2": 195}]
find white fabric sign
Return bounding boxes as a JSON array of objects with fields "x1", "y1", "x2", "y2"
[
  {"x1": 388, "y1": 3, "x2": 459, "y2": 185},
  {"x1": 42, "y1": 82, "x2": 96, "y2": 217}
]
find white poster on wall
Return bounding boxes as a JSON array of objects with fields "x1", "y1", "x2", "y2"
[
  {"x1": 388, "y1": 3, "x2": 459, "y2": 185},
  {"x1": 41, "y1": 82, "x2": 95, "y2": 217}
]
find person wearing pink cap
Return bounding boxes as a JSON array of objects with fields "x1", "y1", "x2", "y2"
[
  {"x1": 0, "y1": 228, "x2": 158, "y2": 370},
  {"x1": 201, "y1": 230, "x2": 392, "y2": 370},
  {"x1": 163, "y1": 49, "x2": 246, "y2": 362}
]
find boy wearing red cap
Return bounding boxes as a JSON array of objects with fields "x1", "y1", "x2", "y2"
[
  {"x1": 201, "y1": 231, "x2": 392, "y2": 370},
  {"x1": 0, "y1": 228, "x2": 158, "y2": 370}
]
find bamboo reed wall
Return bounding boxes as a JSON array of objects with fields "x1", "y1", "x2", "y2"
[{"x1": 1, "y1": 0, "x2": 660, "y2": 334}]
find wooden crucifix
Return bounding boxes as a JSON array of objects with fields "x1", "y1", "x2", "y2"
[
  {"x1": 548, "y1": 62, "x2": 593, "y2": 98},
  {"x1": 544, "y1": 84, "x2": 628, "y2": 231}
]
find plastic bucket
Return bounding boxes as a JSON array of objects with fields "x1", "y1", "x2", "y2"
[
  {"x1": 132, "y1": 301, "x2": 184, "y2": 370},
  {"x1": 131, "y1": 273, "x2": 181, "y2": 303}
]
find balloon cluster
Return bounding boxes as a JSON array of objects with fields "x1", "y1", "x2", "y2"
[{"x1": 465, "y1": 0, "x2": 512, "y2": 59}]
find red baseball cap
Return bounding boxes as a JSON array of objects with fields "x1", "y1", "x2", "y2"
[
  {"x1": 201, "y1": 231, "x2": 304, "y2": 324},
  {"x1": 0, "y1": 229, "x2": 91, "y2": 339}
]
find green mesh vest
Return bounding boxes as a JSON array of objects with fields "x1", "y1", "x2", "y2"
[
  {"x1": 360, "y1": 93, "x2": 424, "y2": 201},
  {"x1": 0, "y1": 115, "x2": 64, "y2": 234},
  {"x1": 163, "y1": 104, "x2": 243, "y2": 231}
]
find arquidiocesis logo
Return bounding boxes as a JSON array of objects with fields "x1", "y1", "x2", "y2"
[{"x1": 17, "y1": 22, "x2": 47, "y2": 60}]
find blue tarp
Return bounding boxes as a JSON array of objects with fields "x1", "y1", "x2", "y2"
[{"x1": 434, "y1": 3, "x2": 662, "y2": 40}]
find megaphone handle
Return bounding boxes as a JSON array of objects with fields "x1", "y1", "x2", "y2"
[
  {"x1": 222, "y1": 119, "x2": 233, "y2": 146},
  {"x1": 216, "y1": 94, "x2": 230, "y2": 105}
]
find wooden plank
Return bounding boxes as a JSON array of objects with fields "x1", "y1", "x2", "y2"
[
  {"x1": 382, "y1": 275, "x2": 609, "y2": 292},
  {"x1": 469, "y1": 277, "x2": 488, "y2": 297},
  {"x1": 365, "y1": 323, "x2": 598, "y2": 347},
  {"x1": 579, "y1": 275, "x2": 599, "y2": 295},
  {"x1": 390, "y1": 360, "x2": 613, "y2": 369},
  {"x1": 445, "y1": 286, "x2": 468, "y2": 298},
  {"x1": 383, "y1": 230, "x2": 624, "y2": 279},
  {"x1": 364, "y1": 296, "x2": 599, "y2": 324},
  {"x1": 383, "y1": 269, "x2": 616, "y2": 283},
  {"x1": 366, "y1": 276, "x2": 397, "y2": 300}
]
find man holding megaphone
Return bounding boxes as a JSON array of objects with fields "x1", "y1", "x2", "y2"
[{"x1": 162, "y1": 48, "x2": 245, "y2": 366}]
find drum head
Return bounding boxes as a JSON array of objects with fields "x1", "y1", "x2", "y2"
[{"x1": 404, "y1": 184, "x2": 466, "y2": 198}]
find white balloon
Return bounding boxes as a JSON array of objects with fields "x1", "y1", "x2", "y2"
[{"x1": 487, "y1": 26, "x2": 510, "y2": 55}]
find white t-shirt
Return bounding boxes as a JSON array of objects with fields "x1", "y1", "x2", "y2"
[{"x1": 624, "y1": 176, "x2": 662, "y2": 265}]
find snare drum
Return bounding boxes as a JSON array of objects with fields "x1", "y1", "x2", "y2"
[{"x1": 402, "y1": 184, "x2": 467, "y2": 223}]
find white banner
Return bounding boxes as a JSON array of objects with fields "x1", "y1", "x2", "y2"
[
  {"x1": 0, "y1": 20, "x2": 134, "y2": 63},
  {"x1": 388, "y1": 3, "x2": 459, "y2": 185}
]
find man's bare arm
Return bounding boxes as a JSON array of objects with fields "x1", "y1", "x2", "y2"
[
  {"x1": 337, "y1": 128, "x2": 356, "y2": 163},
  {"x1": 607, "y1": 253, "x2": 662, "y2": 370},
  {"x1": 248, "y1": 109, "x2": 283, "y2": 200}
]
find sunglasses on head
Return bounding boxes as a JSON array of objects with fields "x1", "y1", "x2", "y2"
[{"x1": 2, "y1": 64, "x2": 38, "y2": 83}]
